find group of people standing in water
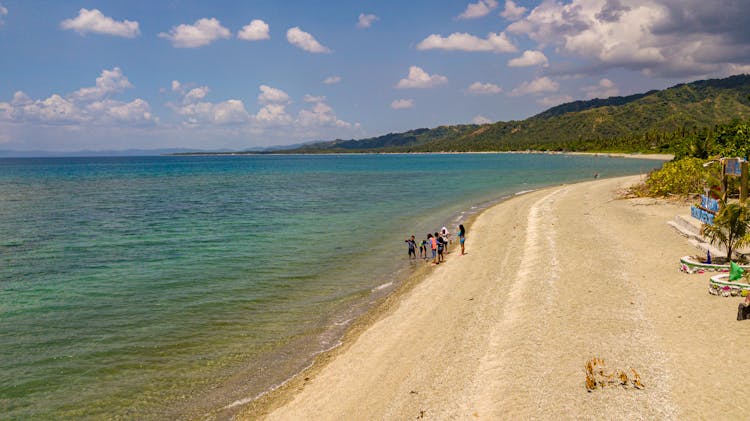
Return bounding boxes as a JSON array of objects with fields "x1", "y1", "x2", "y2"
[{"x1": 405, "y1": 224, "x2": 466, "y2": 265}]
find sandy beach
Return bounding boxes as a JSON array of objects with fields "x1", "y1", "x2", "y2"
[
  {"x1": 563, "y1": 152, "x2": 675, "y2": 161},
  {"x1": 241, "y1": 174, "x2": 750, "y2": 420}
]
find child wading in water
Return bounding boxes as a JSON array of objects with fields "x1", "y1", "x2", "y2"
[
  {"x1": 428, "y1": 233, "x2": 438, "y2": 265},
  {"x1": 440, "y1": 226, "x2": 450, "y2": 253},
  {"x1": 405, "y1": 235, "x2": 417, "y2": 260},
  {"x1": 419, "y1": 237, "x2": 428, "y2": 259},
  {"x1": 435, "y1": 231, "x2": 445, "y2": 263}
]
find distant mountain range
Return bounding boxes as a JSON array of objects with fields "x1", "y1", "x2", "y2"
[{"x1": 280, "y1": 74, "x2": 750, "y2": 154}]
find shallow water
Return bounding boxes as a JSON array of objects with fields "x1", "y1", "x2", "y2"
[{"x1": 0, "y1": 153, "x2": 660, "y2": 419}]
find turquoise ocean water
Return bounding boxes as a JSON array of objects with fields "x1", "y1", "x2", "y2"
[{"x1": 0, "y1": 154, "x2": 661, "y2": 419}]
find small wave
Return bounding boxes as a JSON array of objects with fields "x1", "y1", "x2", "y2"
[
  {"x1": 515, "y1": 189, "x2": 536, "y2": 196},
  {"x1": 372, "y1": 281, "x2": 393, "y2": 292},
  {"x1": 334, "y1": 318, "x2": 352, "y2": 326},
  {"x1": 222, "y1": 339, "x2": 346, "y2": 410}
]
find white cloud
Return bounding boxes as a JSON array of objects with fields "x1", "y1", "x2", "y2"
[
  {"x1": 582, "y1": 78, "x2": 620, "y2": 99},
  {"x1": 537, "y1": 95, "x2": 574, "y2": 107},
  {"x1": 357, "y1": 13, "x2": 379, "y2": 29},
  {"x1": 159, "y1": 18, "x2": 231, "y2": 48},
  {"x1": 166, "y1": 82, "x2": 352, "y2": 130},
  {"x1": 210, "y1": 100, "x2": 250, "y2": 124},
  {"x1": 323, "y1": 76, "x2": 342, "y2": 85},
  {"x1": 71, "y1": 67, "x2": 133, "y2": 102},
  {"x1": 508, "y1": 50, "x2": 548, "y2": 67},
  {"x1": 60, "y1": 8, "x2": 140, "y2": 38},
  {"x1": 0, "y1": 2, "x2": 8, "y2": 26},
  {"x1": 724, "y1": 63, "x2": 750, "y2": 76},
  {"x1": 458, "y1": 0, "x2": 498, "y2": 19},
  {"x1": 11, "y1": 91, "x2": 31, "y2": 106},
  {"x1": 391, "y1": 99, "x2": 415, "y2": 109},
  {"x1": 87, "y1": 98, "x2": 153, "y2": 123},
  {"x1": 0, "y1": 101, "x2": 11, "y2": 121},
  {"x1": 12, "y1": 94, "x2": 83, "y2": 123},
  {"x1": 500, "y1": 0, "x2": 527, "y2": 20},
  {"x1": 2, "y1": 72, "x2": 362, "y2": 149},
  {"x1": 416, "y1": 32, "x2": 516, "y2": 53},
  {"x1": 466, "y1": 82, "x2": 502, "y2": 95},
  {"x1": 507, "y1": 1, "x2": 666, "y2": 66},
  {"x1": 1, "y1": 68, "x2": 154, "y2": 126},
  {"x1": 510, "y1": 77, "x2": 559, "y2": 96},
  {"x1": 238, "y1": 19, "x2": 270, "y2": 41},
  {"x1": 254, "y1": 85, "x2": 293, "y2": 126},
  {"x1": 506, "y1": 0, "x2": 750, "y2": 78},
  {"x1": 286, "y1": 27, "x2": 331, "y2": 53},
  {"x1": 178, "y1": 99, "x2": 250, "y2": 125},
  {"x1": 396, "y1": 66, "x2": 448, "y2": 89},
  {"x1": 303, "y1": 94, "x2": 326, "y2": 103},
  {"x1": 472, "y1": 115, "x2": 493, "y2": 124},
  {"x1": 184, "y1": 86, "x2": 210, "y2": 103},
  {"x1": 255, "y1": 87, "x2": 352, "y2": 129},
  {"x1": 258, "y1": 85, "x2": 291, "y2": 104},
  {"x1": 173, "y1": 84, "x2": 249, "y2": 126},
  {"x1": 298, "y1": 102, "x2": 351, "y2": 128},
  {"x1": 255, "y1": 104, "x2": 292, "y2": 125}
]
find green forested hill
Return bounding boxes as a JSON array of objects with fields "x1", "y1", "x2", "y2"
[{"x1": 289, "y1": 74, "x2": 750, "y2": 154}]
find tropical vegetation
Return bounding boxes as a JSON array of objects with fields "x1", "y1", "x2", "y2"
[
  {"x1": 629, "y1": 118, "x2": 749, "y2": 197},
  {"x1": 701, "y1": 202, "x2": 750, "y2": 261},
  {"x1": 641, "y1": 157, "x2": 710, "y2": 197}
]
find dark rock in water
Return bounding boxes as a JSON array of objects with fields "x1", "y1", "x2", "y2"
[{"x1": 737, "y1": 303, "x2": 750, "y2": 321}]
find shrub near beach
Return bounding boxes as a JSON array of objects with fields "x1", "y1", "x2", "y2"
[
  {"x1": 631, "y1": 120, "x2": 750, "y2": 197},
  {"x1": 629, "y1": 118, "x2": 750, "y2": 198},
  {"x1": 644, "y1": 157, "x2": 708, "y2": 196}
]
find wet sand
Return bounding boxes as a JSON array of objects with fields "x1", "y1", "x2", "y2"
[{"x1": 241, "y1": 174, "x2": 749, "y2": 420}]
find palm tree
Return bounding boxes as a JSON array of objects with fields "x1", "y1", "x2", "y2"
[{"x1": 701, "y1": 202, "x2": 750, "y2": 261}]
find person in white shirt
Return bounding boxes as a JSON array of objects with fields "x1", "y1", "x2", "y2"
[{"x1": 440, "y1": 226, "x2": 450, "y2": 252}]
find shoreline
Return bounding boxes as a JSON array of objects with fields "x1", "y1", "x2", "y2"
[
  {"x1": 231, "y1": 194, "x2": 492, "y2": 419},
  {"x1": 2, "y1": 154, "x2": 660, "y2": 419},
  {"x1": 166, "y1": 151, "x2": 674, "y2": 161},
  {"x1": 217, "y1": 183, "x2": 524, "y2": 419},
  {"x1": 228, "y1": 178, "x2": 593, "y2": 419},
  {"x1": 200, "y1": 155, "x2": 662, "y2": 419},
  {"x1": 239, "y1": 174, "x2": 750, "y2": 420},
  {"x1": 202, "y1": 157, "x2": 662, "y2": 419}
]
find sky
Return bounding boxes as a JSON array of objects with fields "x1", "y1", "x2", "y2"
[{"x1": 1, "y1": 0, "x2": 749, "y2": 152}]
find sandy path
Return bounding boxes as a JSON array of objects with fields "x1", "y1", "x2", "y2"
[{"x1": 249, "y1": 175, "x2": 750, "y2": 420}]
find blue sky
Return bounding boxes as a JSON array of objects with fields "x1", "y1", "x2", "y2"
[{"x1": 1, "y1": 0, "x2": 749, "y2": 151}]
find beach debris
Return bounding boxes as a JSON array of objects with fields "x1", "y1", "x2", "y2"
[
  {"x1": 417, "y1": 409, "x2": 426, "y2": 419},
  {"x1": 584, "y1": 358, "x2": 644, "y2": 391},
  {"x1": 631, "y1": 368, "x2": 644, "y2": 389}
]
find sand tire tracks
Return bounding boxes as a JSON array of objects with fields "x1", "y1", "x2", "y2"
[{"x1": 474, "y1": 184, "x2": 677, "y2": 419}]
